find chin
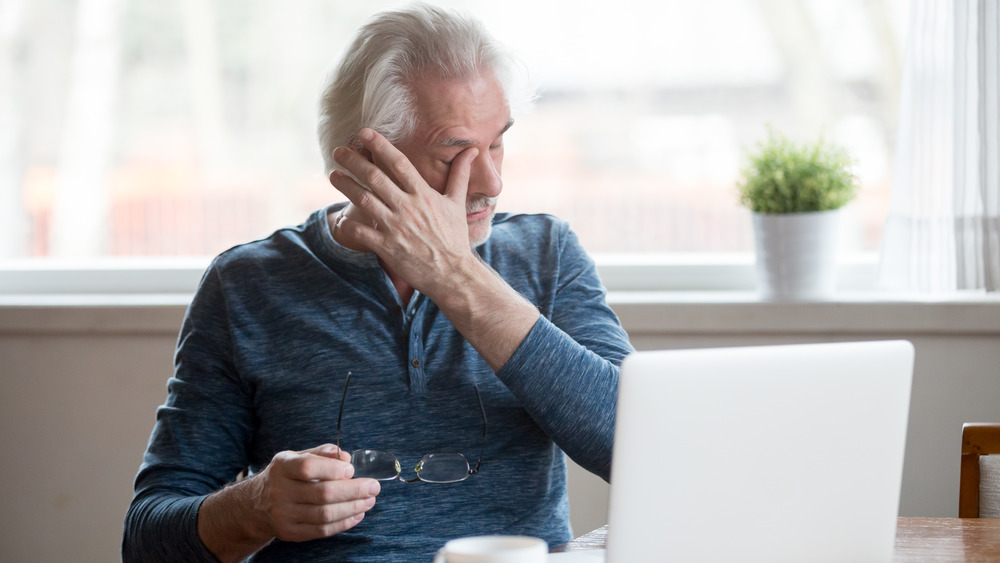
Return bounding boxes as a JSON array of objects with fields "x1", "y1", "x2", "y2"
[{"x1": 468, "y1": 220, "x2": 493, "y2": 249}]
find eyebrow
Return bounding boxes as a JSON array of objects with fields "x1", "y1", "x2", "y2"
[{"x1": 440, "y1": 119, "x2": 515, "y2": 147}]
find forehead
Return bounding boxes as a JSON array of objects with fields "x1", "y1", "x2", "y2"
[{"x1": 408, "y1": 72, "x2": 511, "y2": 145}]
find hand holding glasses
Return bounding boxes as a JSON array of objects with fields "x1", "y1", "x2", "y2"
[{"x1": 335, "y1": 372, "x2": 487, "y2": 484}]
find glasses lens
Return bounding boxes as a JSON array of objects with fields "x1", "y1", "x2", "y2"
[
  {"x1": 414, "y1": 453, "x2": 470, "y2": 484},
  {"x1": 351, "y1": 449, "x2": 401, "y2": 480}
]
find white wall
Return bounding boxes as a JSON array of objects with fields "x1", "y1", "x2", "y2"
[
  {"x1": 1, "y1": 296, "x2": 999, "y2": 562},
  {"x1": 0, "y1": 306, "x2": 180, "y2": 563}
]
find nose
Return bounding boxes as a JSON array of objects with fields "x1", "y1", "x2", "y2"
[{"x1": 467, "y1": 149, "x2": 502, "y2": 198}]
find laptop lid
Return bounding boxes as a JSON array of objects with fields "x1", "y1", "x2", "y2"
[{"x1": 605, "y1": 340, "x2": 914, "y2": 563}]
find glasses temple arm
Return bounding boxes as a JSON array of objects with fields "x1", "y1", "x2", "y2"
[
  {"x1": 335, "y1": 371, "x2": 353, "y2": 452},
  {"x1": 470, "y1": 385, "x2": 487, "y2": 474}
]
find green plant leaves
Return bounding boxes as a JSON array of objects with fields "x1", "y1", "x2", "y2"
[{"x1": 737, "y1": 130, "x2": 858, "y2": 214}]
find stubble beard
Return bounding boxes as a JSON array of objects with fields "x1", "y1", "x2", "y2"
[{"x1": 467, "y1": 194, "x2": 499, "y2": 248}]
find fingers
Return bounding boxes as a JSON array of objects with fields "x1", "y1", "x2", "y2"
[
  {"x1": 272, "y1": 485, "x2": 377, "y2": 542},
  {"x1": 357, "y1": 128, "x2": 424, "y2": 195},
  {"x1": 284, "y1": 473, "x2": 380, "y2": 506},
  {"x1": 328, "y1": 134, "x2": 412, "y2": 241},
  {"x1": 307, "y1": 443, "x2": 352, "y2": 463},
  {"x1": 444, "y1": 147, "x2": 478, "y2": 203},
  {"x1": 328, "y1": 157, "x2": 394, "y2": 221},
  {"x1": 331, "y1": 127, "x2": 479, "y2": 208},
  {"x1": 281, "y1": 479, "x2": 379, "y2": 523},
  {"x1": 273, "y1": 447, "x2": 353, "y2": 482},
  {"x1": 330, "y1": 129, "x2": 414, "y2": 210},
  {"x1": 261, "y1": 447, "x2": 381, "y2": 543}
]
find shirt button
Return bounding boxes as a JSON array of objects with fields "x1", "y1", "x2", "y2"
[{"x1": 411, "y1": 358, "x2": 421, "y2": 368}]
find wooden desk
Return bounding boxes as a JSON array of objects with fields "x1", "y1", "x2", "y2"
[{"x1": 553, "y1": 517, "x2": 1000, "y2": 562}]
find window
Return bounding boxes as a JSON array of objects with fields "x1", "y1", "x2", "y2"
[{"x1": 1, "y1": 0, "x2": 908, "y2": 264}]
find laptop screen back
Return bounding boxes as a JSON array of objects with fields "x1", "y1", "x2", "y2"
[{"x1": 606, "y1": 340, "x2": 914, "y2": 563}]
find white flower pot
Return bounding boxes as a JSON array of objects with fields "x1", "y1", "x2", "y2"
[{"x1": 752, "y1": 210, "x2": 840, "y2": 301}]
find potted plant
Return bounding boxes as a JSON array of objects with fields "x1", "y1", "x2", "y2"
[{"x1": 737, "y1": 130, "x2": 859, "y2": 300}]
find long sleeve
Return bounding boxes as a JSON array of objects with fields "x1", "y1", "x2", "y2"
[
  {"x1": 494, "y1": 223, "x2": 633, "y2": 481},
  {"x1": 123, "y1": 265, "x2": 251, "y2": 562},
  {"x1": 122, "y1": 208, "x2": 633, "y2": 561}
]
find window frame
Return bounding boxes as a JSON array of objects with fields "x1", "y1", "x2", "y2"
[{"x1": 0, "y1": 253, "x2": 882, "y2": 299}]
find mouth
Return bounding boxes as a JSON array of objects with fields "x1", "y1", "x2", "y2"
[{"x1": 466, "y1": 206, "x2": 492, "y2": 222}]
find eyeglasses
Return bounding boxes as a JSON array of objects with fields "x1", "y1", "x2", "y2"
[{"x1": 335, "y1": 371, "x2": 487, "y2": 483}]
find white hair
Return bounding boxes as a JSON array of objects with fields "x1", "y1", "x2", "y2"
[{"x1": 316, "y1": 3, "x2": 532, "y2": 174}]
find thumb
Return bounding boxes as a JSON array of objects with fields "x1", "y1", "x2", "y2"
[{"x1": 444, "y1": 147, "x2": 478, "y2": 202}]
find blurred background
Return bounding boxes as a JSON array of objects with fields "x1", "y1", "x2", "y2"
[{"x1": 0, "y1": 0, "x2": 908, "y2": 259}]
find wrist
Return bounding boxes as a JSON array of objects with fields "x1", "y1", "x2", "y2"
[
  {"x1": 198, "y1": 476, "x2": 274, "y2": 563},
  {"x1": 428, "y1": 256, "x2": 540, "y2": 371},
  {"x1": 428, "y1": 253, "x2": 497, "y2": 312}
]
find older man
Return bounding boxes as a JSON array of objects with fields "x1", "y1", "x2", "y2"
[{"x1": 123, "y1": 4, "x2": 632, "y2": 562}]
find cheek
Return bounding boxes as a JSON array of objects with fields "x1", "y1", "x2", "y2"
[
  {"x1": 395, "y1": 144, "x2": 447, "y2": 193},
  {"x1": 414, "y1": 162, "x2": 449, "y2": 194}
]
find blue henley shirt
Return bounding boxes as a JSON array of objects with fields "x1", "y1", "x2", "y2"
[{"x1": 123, "y1": 204, "x2": 633, "y2": 562}]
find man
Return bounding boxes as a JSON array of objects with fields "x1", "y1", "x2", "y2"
[{"x1": 123, "y1": 4, "x2": 632, "y2": 562}]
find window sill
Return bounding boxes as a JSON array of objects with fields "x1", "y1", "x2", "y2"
[
  {"x1": 2, "y1": 290, "x2": 998, "y2": 336},
  {"x1": 607, "y1": 291, "x2": 1000, "y2": 335}
]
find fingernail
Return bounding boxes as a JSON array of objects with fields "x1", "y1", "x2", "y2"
[
  {"x1": 343, "y1": 464, "x2": 355, "y2": 480},
  {"x1": 368, "y1": 481, "x2": 381, "y2": 496},
  {"x1": 361, "y1": 129, "x2": 374, "y2": 141}
]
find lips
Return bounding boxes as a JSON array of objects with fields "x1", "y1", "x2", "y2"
[{"x1": 466, "y1": 206, "x2": 492, "y2": 222}]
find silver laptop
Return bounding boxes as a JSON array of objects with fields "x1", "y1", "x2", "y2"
[{"x1": 604, "y1": 340, "x2": 914, "y2": 563}]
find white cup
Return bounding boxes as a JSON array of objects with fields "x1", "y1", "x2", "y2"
[{"x1": 434, "y1": 535, "x2": 548, "y2": 563}]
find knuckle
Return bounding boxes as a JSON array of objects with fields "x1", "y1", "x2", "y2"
[
  {"x1": 268, "y1": 452, "x2": 299, "y2": 478},
  {"x1": 294, "y1": 456, "x2": 316, "y2": 478},
  {"x1": 319, "y1": 504, "x2": 337, "y2": 523},
  {"x1": 364, "y1": 167, "x2": 384, "y2": 188},
  {"x1": 388, "y1": 151, "x2": 409, "y2": 170},
  {"x1": 318, "y1": 483, "x2": 340, "y2": 504}
]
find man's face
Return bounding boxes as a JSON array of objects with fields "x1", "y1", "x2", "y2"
[{"x1": 394, "y1": 72, "x2": 512, "y2": 247}]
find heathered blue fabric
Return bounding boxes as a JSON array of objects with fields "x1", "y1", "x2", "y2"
[{"x1": 123, "y1": 204, "x2": 634, "y2": 562}]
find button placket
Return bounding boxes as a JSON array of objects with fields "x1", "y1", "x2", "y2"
[{"x1": 406, "y1": 296, "x2": 427, "y2": 393}]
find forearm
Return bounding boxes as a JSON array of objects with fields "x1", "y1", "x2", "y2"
[
  {"x1": 496, "y1": 316, "x2": 623, "y2": 481},
  {"x1": 428, "y1": 244, "x2": 630, "y2": 480},
  {"x1": 431, "y1": 256, "x2": 540, "y2": 372},
  {"x1": 197, "y1": 478, "x2": 273, "y2": 563}
]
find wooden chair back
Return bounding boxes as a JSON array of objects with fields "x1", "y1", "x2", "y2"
[{"x1": 959, "y1": 423, "x2": 1000, "y2": 517}]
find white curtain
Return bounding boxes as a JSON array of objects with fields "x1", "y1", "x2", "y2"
[{"x1": 880, "y1": 0, "x2": 999, "y2": 292}]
